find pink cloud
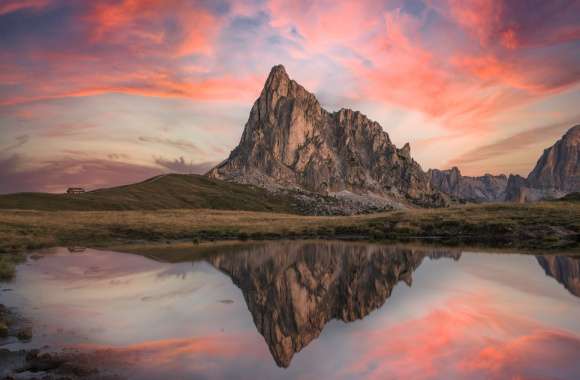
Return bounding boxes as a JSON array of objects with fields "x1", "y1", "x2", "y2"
[
  {"x1": 268, "y1": 0, "x2": 383, "y2": 52},
  {"x1": 447, "y1": 0, "x2": 580, "y2": 49},
  {"x1": 0, "y1": 0, "x2": 50, "y2": 15},
  {"x1": 85, "y1": 0, "x2": 221, "y2": 57},
  {"x1": 0, "y1": 70, "x2": 262, "y2": 106},
  {"x1": 0, "y1": 155, "x2": 162, "y2": 193}
]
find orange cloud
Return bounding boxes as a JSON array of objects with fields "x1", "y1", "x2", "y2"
[
  {"x1": 86, "y1": 0, "x2": 220, "y2": 57},
  {"x1": 344, "y1": 12, "x2": 516, "y2": 131},
  {"x1": 268, "y1": 0, "x2": 383, "y2": 52},
  {"x1": 452, "y1": 54, "x2": 579, "y2": 95},
  {"x1": 0, "y1": 71, "x2": 262, "y2": 106}
]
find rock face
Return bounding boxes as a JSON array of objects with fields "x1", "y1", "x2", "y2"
[
  {"x1": 208, "y1": 241, "x2": 460, "y2": 367},
  {"x1": 506, "y1": 125, "x2": 580, "y2": 202},
  {"x1": 504, "y1": 174, "x2": 533, "y2": 203},
  {"x1": 207, "y1": 65, "x2": 442, "y2": 207},
  {"x1": 536, "y1": 255, "x2": 580, "y2": 297},
  {"x1": 429, "y1": 167, "x2": 507, "y2": 202}
]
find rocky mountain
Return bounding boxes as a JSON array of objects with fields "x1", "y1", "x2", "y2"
[
  {"x1": 208, "y1": 241, "x2": 461, "y2": 367},
  {"x1": 506, "y1": 125, "x2": 580, "y2": 202},
  {"x1": 536, "y1": 255, "x2": 580, "y2": 297},
  {"x1": 429, "y1": 167, "x2": 507, "y2": 202},
  {"x1": 208, "y1": 65, "x2": 444, "y2": 208}
]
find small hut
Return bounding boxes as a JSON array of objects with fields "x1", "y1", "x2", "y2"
[{"x1": 66, "y1": 187, "x2": 85, "y2": 194}]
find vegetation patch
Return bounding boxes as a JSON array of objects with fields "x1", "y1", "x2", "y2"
[{"x1": 0, "y1": 253, "x2": 25, "y2": 281}]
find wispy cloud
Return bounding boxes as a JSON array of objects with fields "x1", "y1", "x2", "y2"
[
  {"x1": 139, "y1": 136, "x2": 201, "y2": 154},
  {"x1": 1, "y1": 135, "x2": 30, "y2": 153},
  {"x1": 448, "y1": 121, "x2": 579, "y2": 175},
  {"x1": 154, "y1": 156, "x2": 216, "y2": 174},
  {"x1": 0, "y1": 0, "x2": 50, "y2": 16},
  {"x1": 0, "y1": 154, "x2": 161, "y2": 193},
  {"x1": 42, "y1": 123, "x2": 97, "y2": 138}
]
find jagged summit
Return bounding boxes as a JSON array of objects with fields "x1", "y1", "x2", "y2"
[
  {"x1": 431, "y1": 125, "x2": 580, "y2": 203},
  {"x1": 505, "y1": 124, "x2": 580, "y2": 202},
  {"x1": 208, "y1": 65, "x2": 442, "y2": 207},
  {"x1": 564, "y1": 124, "x2": 580, "y2": 137},
  {"x1": 262, "y1": 64, "x2": 291, "y2": 93},
  {"x1": 429, "y1": 166, "x2": 508, "y2": 203}
]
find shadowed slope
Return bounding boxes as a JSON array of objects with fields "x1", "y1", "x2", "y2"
[{"x1": 0, "y1": 174, "x2": 296, "y2": 212}]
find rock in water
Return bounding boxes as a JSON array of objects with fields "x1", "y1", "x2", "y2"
[{"x1": 207, "y1": 65, "x2": 442, "y2": 207}]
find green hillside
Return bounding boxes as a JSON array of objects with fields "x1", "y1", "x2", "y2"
[{"x1": 0, "y1": 174, "x2": 296, "y2": 213}]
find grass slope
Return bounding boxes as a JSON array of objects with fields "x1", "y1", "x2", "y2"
[{"x1": 0, "y1": 174, "x2": 295, "y2": 213}]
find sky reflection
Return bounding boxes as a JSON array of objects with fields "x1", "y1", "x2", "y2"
[{"x1": 2, "y1": 243, "x2": 579, "y2": 379}]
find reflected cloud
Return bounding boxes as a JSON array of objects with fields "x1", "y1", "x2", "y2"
[
  {"x1": 5, "y1": 243, "x2": 580, "y2": 379},
  {"x1": 75, "y1": 333, "x2": 263, "y2": 375},
  {"x1": 345, "y1": 292, "x2": 580, "y2": 380}
]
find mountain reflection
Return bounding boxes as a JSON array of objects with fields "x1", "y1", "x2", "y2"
[
  {"x1": 536, "y1": 255, "x2": 580, "y2": 297},
  {"x1": 207, "y1": 241, "x2": 461, "y2": 367}
]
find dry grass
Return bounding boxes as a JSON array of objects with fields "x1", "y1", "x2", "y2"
[
  {"x1": 0, "y1": 201, "x2": 579, "y2": 254},
  {"x1": 0, "y1": 209, "x2": 349, "y2": 252}
]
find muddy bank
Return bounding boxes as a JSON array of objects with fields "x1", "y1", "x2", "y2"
[
  {"x1": 0, "y1": 304, "x2": 124, "y2": 380},
  {"x1": 0, "y1": 305, "x2": 32, "y2": 345},
  {"x1": 0, "y1": 348, "x2": 125, "y2": 380}
]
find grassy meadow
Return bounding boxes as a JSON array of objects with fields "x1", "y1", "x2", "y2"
[{"x1": 1, "y1": 201, "x2": 579, "y2": 256}]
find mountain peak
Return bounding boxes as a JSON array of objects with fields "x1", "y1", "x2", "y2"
[
  {"x1": 269, "y1": 64, "x2": 288, "y2": 76},
  {"x1": 564, "y1": 124, "x2": 580, "y2": 139},
  {"x1": 527, "y1": 124, "x2": 580, "y2": 191},
  {"x1": 208, "y1": 65, "x2": 443, "y2": 208},
  {"x1": 263, "y1": 64, "x2": 290, "y2": 92}
]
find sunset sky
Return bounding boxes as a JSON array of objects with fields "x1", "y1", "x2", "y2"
[{"x1": 1, "y1": 0, "x2": 579, "y2": 193}]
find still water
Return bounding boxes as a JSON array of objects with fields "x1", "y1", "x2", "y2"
[{"x1": 1, "y1": 241, "x2": 580, "y2": 379}]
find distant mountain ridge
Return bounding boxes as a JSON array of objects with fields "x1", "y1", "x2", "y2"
[
  {"x1": 428, "y1": 167, "x2": 508, "y2": 202},
  {"x1": 431, "y1": 125, "x2": 580, "y2": 203},
  {"x1": 208, "y1": 65, "x2": 445, "y2": 208}
]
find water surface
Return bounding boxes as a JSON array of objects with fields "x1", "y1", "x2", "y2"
[{"x1": 1, "y1": 241, "x2": 579, "y2": 379}]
